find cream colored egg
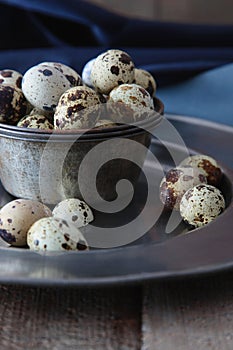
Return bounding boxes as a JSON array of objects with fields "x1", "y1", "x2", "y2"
[
  {"x1": 0, "y1": 85, "x2": 27, "y2": 124},
  {"x1": 17, "y1": 114, "x2": 54, "y2": 129},
  {"x1": 180, "y1": 184, "x2": 225, "y2": 228},
  {"x1": 91, "y1": 49, "x2": 135, "y2": 94},
  {"x1": 52, "y1": 198, "x2": 94, "y2": 228},
  {"x1": 0, "y1": 199, "x2": 52, "y2": 246},
  {"x1": 134, "y1": 68, "x2": 157, "y2": 96},
  {"x1": 0, "y1": 69, "x2": 22, "y2": 89},
  {"x1": 27, "y1": 217, "x2": 89, "y2": 251},
  {"x1": 54, "y1": 85, "x2": 100, "y2": 129},
  {"x1": 41, "y1": 61, "x2": 82, "y2": 87},
  {"x1": 22, "y1": 63, "x2": 77, "y2": 112},
  {"x1": 179, "y1": 154, "x2": 222, "y2": 186},
  {"x1": 107, "y1": 83, "x2": 154, "y2": 122},
  {"x1": 29, "y1": 107, "x2": 54, "y2": 121},
  {"x1": 94, "y1": 119, "x2": 117, "y2": 128},
  {"x1": 81, "y1": 57, "x2": 96, "y2": 87},
  {"x1": 159, "y1": 166, "x2": 207, "y2": 210}
]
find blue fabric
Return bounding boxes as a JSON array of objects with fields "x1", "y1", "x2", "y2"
[
  {"x1": 0, "y1": 0, "x2": 232, "y2": 125},
  {"x1": 157, "y1": 63, "x2": 233, "y2": 126}
]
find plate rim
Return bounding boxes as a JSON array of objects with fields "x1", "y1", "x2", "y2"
[{"x1": 0, "y1": 114, "x2": 233, "y2": 287}]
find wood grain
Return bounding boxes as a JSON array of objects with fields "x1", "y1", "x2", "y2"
[
  {"x1": 142, "y1": 271, "x2": 233, "y2": 350},
  {"x1": 2, "y1": 270, "x2": 233, "y2": 349},
  {"x1": 0, "y1": 284, "x2": 142, "y2": 350}
]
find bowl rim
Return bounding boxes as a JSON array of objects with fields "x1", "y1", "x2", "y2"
[{"x1": 0, "y1": 97, "x2": 164, "y2": 142}]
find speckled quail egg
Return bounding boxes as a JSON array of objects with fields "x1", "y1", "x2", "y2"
[
  {"x1": 0, "y1": 69, "x2": 22, "y2": 89},
  {"x1": 17, "y1": 114, "x2": 54, "y2": 129},
  {"x1": 41, "y1": 61, "x2": 82, "y2": 87},
  {"x1": 22, "y1": 63, "x2": 79, "y2": 112},
  {"x1": 0, "y1": 199, "x2": 52, "y2": 247},
  {"x1": 107, "y1": 83, "x2": 154, "y2": 122},
  {"x1": 0, "y1": 85, "x2": 28, "y2": 124},
  {"x1": 179, "y1": 154, "x2": 222, "y2": 187},
  {"x1": 27, "y1": 217, "x2": 89, "y2": 252},
  {"x1": 29, "y1": 106, "x2": 54, "y2": 123},
  {"x1": 54, "y1": 85, "x2": 101, "y2": 129},
  {"x1": 81, "y1": 57, "x2": 96, "y2": 87},
  {"x1": 134, "y1": 68, "x2": 157, "y2": 96},
  {"x1": 91, "y1": 49, "x2": 135, "y2": 95},
  {"x1": 159, "y1": 166, "x2": 207, "y2": 210},
  {"x1": 180, "y1": 184, "x2": 225, "y2": 228},
  {"x1": 52, "y1": 198, "x2": 94, "y2": 228},
  {"x1": 94, "y1": 119, "x2": 117, "y2": 128}
]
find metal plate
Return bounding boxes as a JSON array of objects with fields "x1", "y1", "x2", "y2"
[{"x1": 0, "y1": 114, "x2": 232, "y2": 286}]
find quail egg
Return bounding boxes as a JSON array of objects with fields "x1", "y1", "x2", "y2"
[
  {"x1": 180, "y1": 184, "x2": 225, "y2": 228},
  {"x1": 94, "y1": 119, "x2": 117, "y2": 128},
  {"x1": 29, "y1": 106, "x2": 54, "y2": 123},
  {"x1": 134, "y1": 68, "x2": 157, "y2": 96},
  {"x1": 54, "y1": 85, "x2": 101, "y2": 129},
  {"x1": 159, "y1": 166, "x2": 207, "y2": 210},
  {"x1": 22, "y1": 63, "x2": 79, "y2": 112},
  {"x1": 27, "y1": 217, "x2": 89, "y2": 252},
  {"x1": 17, "y1": 114, "x2": 54, "y2": 129},
  {"x1": 91, "y1": 49, "x2": 135, "y2": 95},
  {"x1": 81, "y1": 57, "x2": 96, "y2": 87},
  {"x1": 0, "y1": 85, "x2": 28, "y2": 124},
  {"x1": 179, "y1": 154, "x2": 222, "y2": 186},
  {"x1": 0, "y1": 199, "x2": 52, "y2": 246},
  {"x1": 107, "y1": 83, "x2": 154, "y2": 122},
  {"x1": 0, "y1": 69, "x2": 22, "y2": 89},
  {"x1": 52, "y1": 198, "x2": 94, "y2": 228},
  {"x1": 41, "y1": 61, "x2": 82, "y2": 87}
]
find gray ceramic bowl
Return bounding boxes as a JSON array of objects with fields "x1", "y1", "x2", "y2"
[{"x1": 0, "y1": 98, "x2": 164, "y2": 205}]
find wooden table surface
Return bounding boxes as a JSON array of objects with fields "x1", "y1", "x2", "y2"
[{"x1": 1, "y1": 268, "x2": 233, "y2": 350}]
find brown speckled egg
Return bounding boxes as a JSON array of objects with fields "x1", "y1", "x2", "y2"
[
  {"x1": 22, "y1": 63, "x2": 78, "y2": 112},
  {"x1": 159, "y1": 166, "x2": 207, "y2": 210},
  {"x1": 134, "y1": 68, "x2": 157, "y2": 96},
  {"x1": 94, "y1": 119, "x2": 117, "y2": 128},
  {"x1": 0, "y1": 69, "x2": 22, "y2": 89},
  {"x1": 52, "y1": 198, "x2": 94, "y2": 228},
  {"x1": 0, "y1": 85, "x2": 28, "y2": 124},
  {"x1": 17, "y1": 114, "x2": 54, "y2": 129},
  {"x1": 0, "y1": 199, "x2": 52, "y2": 246},
  {"x1": 179, "y1": 154, "x2": 222, "y2": 186},
  {"x1": 54, "y1": 85, "x2": 100, "y2": 129},
  {"x1": 180, "y1": 184, "x2": 225, "y2": 228},
  {"x1": 107, "y1": 83, "x2": 154, "y2": 122},
  {"x1": 91, "y1": 49, "x2": 135, "y2": 94},
  {"x1": 27, "y1": 217, "x2": 89, "y2": 252},
  {"x1": 29, "y1": 107, "x2": 54, "y2": 123},
  {"x1": 41, "y1": 61, "x2": 82, "y2": 87}
]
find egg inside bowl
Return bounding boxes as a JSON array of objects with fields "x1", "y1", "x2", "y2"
[
  {"x1": 0, "y1": 97, "x2": 164, "y2": 205},
  {"x1": 0, "y1": 50, "x2": 163, "y2": 207}
]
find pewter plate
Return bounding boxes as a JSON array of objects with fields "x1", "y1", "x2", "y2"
[{"x1": 0, "y1": 114, "x2": 232, "y2": 286}]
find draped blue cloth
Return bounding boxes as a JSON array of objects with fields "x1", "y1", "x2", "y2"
[{"x1": 0, "y1": 0, "x2": 232, "y2": 125}]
